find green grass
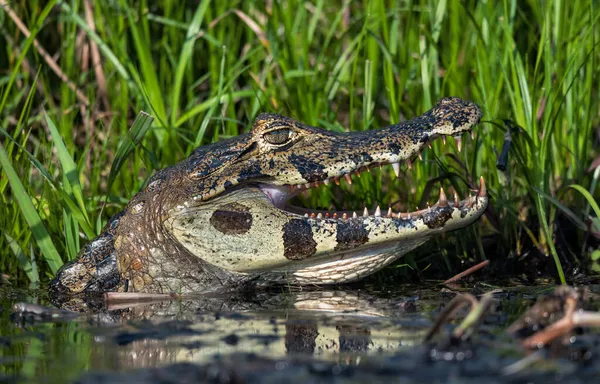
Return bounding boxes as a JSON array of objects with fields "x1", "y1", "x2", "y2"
[{"x1": 0, "y1": 0, "x2": 598, "y2": 287}]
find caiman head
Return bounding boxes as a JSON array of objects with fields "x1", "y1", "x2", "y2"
[{"x1": 50, "y1": 97, "x2": 487, "y2": 295}]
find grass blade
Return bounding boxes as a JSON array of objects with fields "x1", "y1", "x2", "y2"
[
  {"x1": 44, "y1": 114, "x2": 90, "y2": 224},
  {"x1": 0, "y1": 142, "x2": 63, "y2": 274},
  {"x1": 171, "y1": 0, "x2": 210, "y2": 126},
  {"x1": 4, "y1": 232, "x2": 39, "y2": 287},
  {"x1": 106, "y1": 112, "x2": 155, "y2": 193},
  {"x1": 564, "y1": 184, "x2": 600, "y2": 220}
]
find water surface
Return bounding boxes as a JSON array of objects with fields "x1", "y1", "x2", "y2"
[{"x1": 2, "y1": 284, "x2": 599, "y2": 383}]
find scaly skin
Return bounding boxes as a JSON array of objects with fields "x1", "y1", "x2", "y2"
[{"x1": 50, "y1": 97, "x2": 487, "y2": 295}]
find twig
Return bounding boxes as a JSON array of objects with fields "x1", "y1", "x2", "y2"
[
  {"x1": 444, "y1": 260, "x2": 490, "y2": 283},
  {"x1": 1, "y1": 0, "x2": 90, "y2": 107},
  {"x1": 424, "y1": 293, "x2": 479, "y2": 342},
  {"x1": 83, "y1": 0, "x2": 109, "y2": 111}
]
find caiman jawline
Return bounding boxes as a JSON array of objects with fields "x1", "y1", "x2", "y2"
[{"x1": 257, "y1": 129, "x2": 486, "y2": 221}]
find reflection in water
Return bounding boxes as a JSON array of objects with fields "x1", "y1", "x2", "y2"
[
  {"x1": 100, "y1": 289, "x2": 420, "y2": 370},
  {"x1": 4, "y1": 288, "x2": 427, "y2": 379},
  {"x1": 5, "y1": 286, "x2": 600, "y2": 382},
  {"x1": 285, "y1": 323, "x2": 318, "y2": 354}
]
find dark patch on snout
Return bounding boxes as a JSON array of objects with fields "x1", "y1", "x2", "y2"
[
  {"x1": 210, "y1": 203, "x2": 253, "y2": 235},
  {"x1": 335, "y1": 220, "x2": 369, "y2": 251},
  {"x1": 288, "y1": 153, "x2": 327, "y2": 182},
  {"x1": 282, "y1": 219, "x2": 317, "y2": 260},
  {"x1": 422, "y1": 206, "x2": 454, "y2": 229},
  {"x1": 237, "y1": 162, "x2": 265, "y2": 182}
]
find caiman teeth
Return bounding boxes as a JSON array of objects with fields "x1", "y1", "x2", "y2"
[
  {"x1": 392, "y1": 162, "x2": 400, "y2": 177},
  {"x1": 454, "y1": 135, "x2": 462, "y2": 152},
  {"x1": 438, "y1": 187, "x2": 448, "y2": 207},
  {"x1": 287, "y1": 175, "x2": 488, "y2": 221},
  {"x1": 478, "y1": 175, "x2": 486, "y2": 197}
]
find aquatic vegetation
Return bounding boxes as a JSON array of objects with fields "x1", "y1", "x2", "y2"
[{"x1": 0, "y1": 1, "x2": 598, "y2": 286}]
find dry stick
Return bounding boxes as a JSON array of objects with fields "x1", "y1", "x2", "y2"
[
  {"x1": 520, "y1": 296, "x2": 600, "y2": 348},
  {"x1": 452, "y1": 293, "x2": 493, "y2": 341},
  {"x1": 83, "y1": 0, "x2": 109, "y2": 111},
  {"x1": 0, "y1": 27, "x2": 46, "y2": 97},
  {"x1": 424, "y1": 293, "x2": 479, "y2": 342},
  {"x1": 104, "y1": 291, "x2": 182, "y2": 303},
  {"x1": 1, "y1": 0, "x2": 90, "y2": 107},
  {"x1": 444, "y1": 260, "x2": 490, "y2": 284}
]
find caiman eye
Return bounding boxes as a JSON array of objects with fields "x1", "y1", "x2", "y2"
[{"x1": 263, "y1": 128, "x2": 292, "y2": 145}]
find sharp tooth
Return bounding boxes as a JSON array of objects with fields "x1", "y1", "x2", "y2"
[
  {"x1": 454, "y1": 191, "x2": 460, "y2": 206},
  {"x1": 379, "y1": 163, "x2": 383, "y2": 170},
  {"x1": 333, "y1": 212, "x2": 338, "y2": 219},
  {"x1": 478, "y1": 176, "x2": 487, "y2": 197},
  {"x1": 407, "y1": 159, "x2": 412, "y2": 170},
  {"x1": 442, "y1": 137, "x2": 446, "y2": 145},
  {"x1": 375, "y1": 206, "x2": 381, "y2": 217},
  {"x1": 455, "y1": 136, "x2": 462, "y2": 152},
  {"x1": 438, "y1": 187, "x2": 448, "y2": 207},
  {"x1": 325, "y1": 212, "x2": 330, "y2": 218},
  {"x1": 305, "y1": 183, "x2": 312, "y2": 189},
  {"x1": 427, "y1": 202, "x2": 431, "y2": 212},
  {"x1": 354, "y1": 170, "x2": 361, "y2": 178},
  {"x1": 392, "y1": 162, "x2": 400, "y2": 178},
  {"x1": 387, "y1": 207, "x2": 393, "y2": 217},
  {"x1": 363, "y1": 207, "x2": 369, "y2": 217},
  {"x1": 310, "y1": 213, "x2": 316, "y2": 219},
  {"x1": 334, "y1": 177, "x2": 341, "y2": 185},
  {"x1": 418, "y1": 152, "x2": 423, "y2": 160},
  {"x1": 304, "y1": 213, "x2": 309, "y2": 218},
  {"x1": 470, "y1": 131, "x2": 475, "y2": 140},
  {"x1": 317, "y1": 213, "x2": 323, "y2": 219},
  {"x1": 396, "y1": 212, "x2": 402, "y2": 219},
  {"x1": 427, "y1": 142, "x2": 432, "y2": 149},
  {"x1": 323, "y1": 178, "x2": 330, "y2": 185},
  {"x1": 353, "y1": 211, "x2": 358, "y2": 219},
  {"x1": 344, "y1": 174, "x2": 353, "y2": 184},
  {"x1": 342, "y1": 213, "x2": 348, "y2": 220}
]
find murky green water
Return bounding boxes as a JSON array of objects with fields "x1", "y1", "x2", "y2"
[{"x1": 2, "y1": 284, "x2": 600, "y2": 383}]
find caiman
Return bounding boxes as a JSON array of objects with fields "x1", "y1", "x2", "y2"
[{"x1": 50, "y1": 97, "x2": 488, "y2": 296}]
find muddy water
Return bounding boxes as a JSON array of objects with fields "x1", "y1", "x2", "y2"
[{"x1": 1, "y1": 284, "x2": 599, "y2": 383}]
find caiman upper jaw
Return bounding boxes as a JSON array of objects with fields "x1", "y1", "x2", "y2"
[{"x1": 253, "y1": 97, "x2": 486, "y2": 227}]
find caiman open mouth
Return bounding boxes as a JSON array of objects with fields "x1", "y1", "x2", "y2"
[{"x1": 258, "y1": 130, "x2": 486, "y2": 222}]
